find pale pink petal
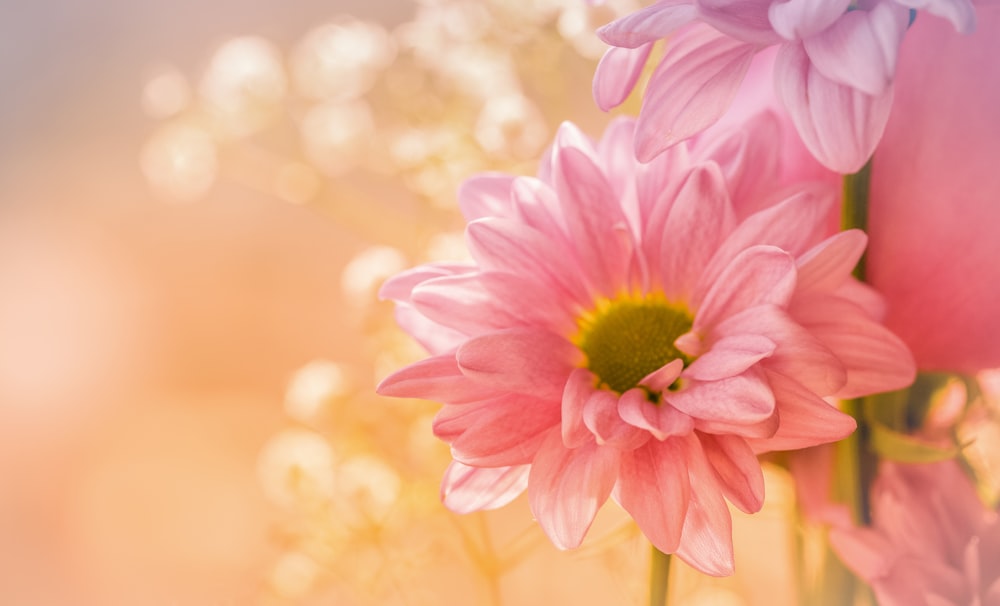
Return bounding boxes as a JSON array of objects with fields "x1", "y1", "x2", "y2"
[
  {"x1": 682, "y1": 334, "x2": 775, "y2": 381},
  {"x1": 411, "y1": 274, "x2": 520, "y2": 336},
  {"x1": 444, "y1": 394, "x2": 561, "y2": 466},
  {"x1": 696, "y1": 0, "x2": 783, "y2": 44},
  {"x1": 802, "y1": 2, "x2": 910, "y2": 96},
  {"x1": 583, "y1": 389, "x2": 650, "y2": 449},
  {"x1": 774, "y1": 41, "x2": 894, "y2": 173},
  {"x1": 509, "y1": 177, "x2": 568, "y2": 238},
  {"x1": 699, "y1": 433, "x2": 765, "y2": 514},
  {"x1": 674, "y1": 435, "x2": 735, "y2": 576},
  {"x1": 376, "y1": 354, "x2": 499, "y2": 403},
  {"x1": 594, "y1": 44, "x2": 655, "y2": 111},
  {"x1": 478, "y1": 271, "x2": 578, "y2": 335},
  {"x1": 597, "y1": 0, "x2": 698, "y2": 48},
  {"x1": 748, "y1": 371, "x2": 856, "y2": 452},
  {"x1": 551, "y1": 132, "x2": 634, "y2": 297},
  {"x1": 613, "y1": 438, "x2": 691, "y2": 553},
  {"x1": 794, "y1": 229, "x2": 867, "y2": 294},
  {"x1": 896, "y1": 0, "x2": 977, "y2": 33},
  {"x1": 456, "y1": 328, "x2": 581, "y2": 401},
  {"x1": 790, "y1": 295, "x2": 916, "y2": 398},
  {"x1": 441, "y1": 462, "x2": 529, "y2": 514},
  {"x1": 768, "y1": 0, "x2": 852, "y2": 40},
  {"x1": 457, "y1": 173, "x2": 515, "y2": 221},
  {"x1": 868, "y1": 5, "x2": 1000, "y2": 373},
  {"x1": 528, "y1": 430, "x2": 621, "y2": 550},
  {"x1": 635, "y1": 24, "x2": 759, "y2": 162},
  {"x1": 562, "y1": 368, "x2": 596, "y2": 449},
  {"x1": 619, "y1": 387, "x2": 695, "y2": 440},
  {"x1": 714, "y1": 304, "x2": 847, "y2": 394},
  {"x1": 596, "y1": 118, "x2": 640, "y2": 206},
  {"x1": 667, "y1": 367, "x2": 775, "y2": 424},
  {"x1": 379, "y1": 263, "x2": 474, "y2": 302},
  {"x1": 393, "y1": 304, "x2": 467, "y2": 355},
  {"x1": 828, "y1": 527, "x2": 895, "y2": 582},
  {"x1": 466, "y1": 217, "x2": 589, "y2": 305},
  {"x1": 694, "y1": 245, "x2": 797, "y2": 329},
  {"x1": 658, "y1": 163, "x2": 736, "y2": 299}
]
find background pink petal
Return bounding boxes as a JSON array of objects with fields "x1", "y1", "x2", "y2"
[
  {"x1": 768, "y1": 0, "x2": 853, "y2": 40},
  {"x1": 867, "y1": 4, "x2": 1000, "y2": 373}
]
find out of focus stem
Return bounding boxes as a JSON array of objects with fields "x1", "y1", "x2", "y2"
[{"x1": 649, "y1": 546, "x2": 671, "y2": 606}]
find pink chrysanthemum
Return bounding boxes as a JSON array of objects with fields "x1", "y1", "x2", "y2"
[
  {"x1": 377, "y1": 116, "x2": 914, "y2": 575},
  {"x1": 594, "y1": 0, "x2": 976, "y2": 173},
  {"x1": 831, "y1": 461, "x2": 1000, "y2": 605}
]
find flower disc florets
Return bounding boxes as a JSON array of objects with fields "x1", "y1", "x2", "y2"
[
  {"x1": 576, "y1": 296, "x2": 693, "y2": 394},
  {"x1": 377, "y1": 116, "x2": 915, "y2": 576}
]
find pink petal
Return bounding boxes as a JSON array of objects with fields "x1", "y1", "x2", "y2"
[
  {"x1": 379, "y1": 263, "x2": 473, "y2": 302},
  {"x1": 667, "y1": 367, "x2": 776, "y2": 424},
  {"x1": 682, "y1": 334, "x2": 776, "y2": 381},
  {"x1": 768, "y1": 0, "x2": 852, "y2": 40},
  {"x1": 790, "y1": 295, "x2": 916, "y2": 398},
  {"x1": 696, "y1": 0, "x2": 783, "y2": 44},
  {"x1": 619, "y1": 386, "x2": 695, "y2": 440},
  {"x1": 828, "y1": 527, "x2": 895, "y2": 582},
  {"x1": 457, "y1": 173, "x2": 515, "y2": 221},
  {"x1": 794, "y1": 229, "x2": 867, "y2": 294},
  {"x1": 748, "y1": 370, "x2": 856, "y2": 452},
  {"x1": 393, "y1": 304, "x2": 467, "y2": 355},
  {"x1": 376, "y1": 354, "x2": 499, "y2": 403},
  {"x1": 411, "y1": 274, "x2": 519, "y2": 336},
  {"x1": 466, "y1": 217, "x2": 588, "y2": 306},
  {"x1": 635, "y1": 24, "x2": 759, "y2": 162},
  {"x1": 443, "y1": 393, "x2": 561, "y2": 466},
  {"x1": 658, "y1": 163, "x2": 736, "y2": 299},
  {"x1": 597, "y1": 0, "x2": 698, "y2": 48},
  {"x1": 868, "y1": 5, "x2": 1000, "y2": 373},
  {"x1": 594, "y1": 44, "x2": 655, "y2": 111},
  {"x1": 583, "y1": 389, "x2": 649, "y2": 449},
  {"x1": 478, "y1": 271, "x2": 577, "y2": 335},
  {"x1": 613, "y1": 438, "x2": 691, "y2": 553},
  {"x1": 699, "y1": 433, "x2": 764, "y2": 514},
  {"x1": 550, "y1": 132, "x2": 634, "y2": 297},
  {"x1": 528, "y1": 430, "x2": 621, "y2": 549},
  {"x1": 774, "y1": 41, "x2": 894, "y2": 173},
  {"x1": 441, "y1": 462, "x2": 529, "y2": 514},
  {"x1": 673, "y1": 434, "x2": 735, "y2": 576},
  {"x1": 713, "y1": 304, "x2": 847, "y2": 394},
  {"x1": 456, "y1": 328, "x2": 581, "y2": 401},
  {"x1": 802, "y1": 2, "x2": 910, "y2": 96},
  {"x1": 562, "y1": 367, "x2": 597, "y2": 449},
  {"x1": 694, "y1": 245, "x2": 797, "y2": 329}
]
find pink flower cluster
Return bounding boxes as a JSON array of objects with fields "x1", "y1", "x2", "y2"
[
  {"x1": 594, "y1": 0, "x2": 977, "y2": 172},
  {"x1": 832, "y1": 461, "x2": 1000, "y2": 605},
  {"x1": 378, "y1": 114, "x2": 915, "y2": 575}
]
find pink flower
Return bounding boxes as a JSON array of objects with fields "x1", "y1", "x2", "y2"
[
  {"x1": 831, "y1": 460, "x2": 1000, "y2": 605},
  {"x1": 867, "y1": 3, "x2": 1000, "y2": 374},
  {"x1": 594, "y1": 0, "x2": 976, "y2": 173},
  {"x1": 377, "y1": 116, "x2": 914, "y2": 576}
]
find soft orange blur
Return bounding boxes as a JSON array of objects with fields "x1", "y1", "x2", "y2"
[{"x1": 0, "y1": 1, "x2": 805, "y2": 604}]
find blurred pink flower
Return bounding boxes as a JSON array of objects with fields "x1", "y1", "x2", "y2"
[
  {"x1": 377, "y1": 116, "x2": 914, "y2": 576},
  {"x1": 594, "y1": 0, "x2": 976, "y2": 173},
  {"x1": 867, "y1": 3, "x2": 1000, "y2": 373},
  {"x1": 831, "y1": 460, "x2": 1000, "y2": 605}
]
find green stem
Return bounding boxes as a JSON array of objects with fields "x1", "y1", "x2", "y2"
[
  {"x1": 649, "y1": 546, "x2": 671, "y2": 606},
  {"x1": 841, "y1": 159, "x2": 872, "y2": 280}
]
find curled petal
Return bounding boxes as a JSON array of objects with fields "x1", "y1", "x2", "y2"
[
  {"x1": 748, "y1": 371, "x2": 856, "y2": 453},
  {"x1": 598, "y1": 0, "x2": 698, "y2": 48},
  {"x1": 768, "y1": 0, "x2": 852, "y2": 40},
  {"x1": 594, "y1": 44, "x2": 655, "y2": 111},
  {"x1": 377, "y1": 354, "x2": 498, "y2": 403},
  {"x1": 775, "y1": 41, "x2": 894, "y2": 173},
  {"x1": 619, "y1": 386, "x2": 694, "y2": 440},
  {"x1": 667, "y1": 368, "x2": 775, "y2": 425},
  {"x1": 683, "y1": 334, "x2": 776, "y2": 381},
  {"x1": 562, "y1": 368, "x2": 597, "y2": 449},
  {"x1": 699, "y1": 433, "x2": 764, "y2": 514},
  {"x1": 583, "y1": 390, "x2": 650, "y2": 449}
]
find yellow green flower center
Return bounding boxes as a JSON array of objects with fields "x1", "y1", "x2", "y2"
[{"x1": 575, "y1": 296, "x2": 694, "y2": 394}]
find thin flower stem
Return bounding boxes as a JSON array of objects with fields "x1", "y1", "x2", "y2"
[
  {"x1": 649, "y1": 545, "x2": 671, "y2": 606},
  {"x1": 842, "y1": 159, "x2": 872, "y2": 279}
]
